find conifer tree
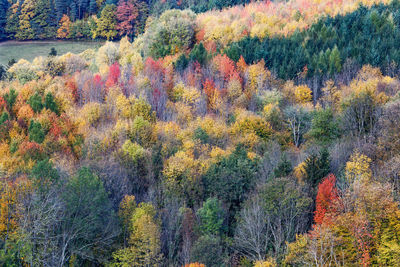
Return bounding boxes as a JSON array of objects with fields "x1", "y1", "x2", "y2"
[
  {"x1": 16, "y1": 0, "x2": 36, "y2": 40},
  {"x1": 5, "y1": 1, "x2": 21, "y2": 39},
  {"x1": 0, "y1": 0, "x2": 9, "y2": 40}
]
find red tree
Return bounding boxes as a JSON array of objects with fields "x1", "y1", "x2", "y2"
[
  {"x1": 203, "y1": 79, "x2": 219, "y2": 111},
  {"x1": 314, "y1": 174, "x2": 339, "y2": 225},
  {"x1": 213, "y1": 54, "x2": 238, "y2": 81},
  {"x1": 66, "y1": 77, "x2": 78, "y2": 103},
  {"x1": 0, "y1": 97, "x2": 5, "y2": 111},
  {"x1": 105, "y1": 63, "x2": 121, "y2": 88},
  {"x1": 116, "y1": 0, "x2": 139, "y2": 39}
]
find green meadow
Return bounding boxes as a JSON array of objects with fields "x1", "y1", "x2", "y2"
[{"x1": 0, "y1": 41, "x2": 103, "y2": 65}]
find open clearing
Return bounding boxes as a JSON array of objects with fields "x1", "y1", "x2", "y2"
[{"x1": 0, "y1": 41, "x2": 103, "y2": 65}]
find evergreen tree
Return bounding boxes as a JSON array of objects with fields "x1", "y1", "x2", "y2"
[
  {"x1": 28, "y1": 92, "x2": 43, "y2": 113},
  {"x1": 0, "y1": 112, "x2": 9, "y2": 125},
  {"x1": 307, "y1": 108, "x2": 340, "y2": 145},
  {"x1": 328, "y1": 45, "x2": 342, "y2": 75},
  {"x1": 55, "y1": 0, "x2": 66, "y2": 22},
  {"x1": 49, "y1": 47, "x2": 57, "y2": 57},
  {"x1": 0, "y1": 0, "x2": 9, "y2": 40},
  {"x1": 6, "y1": 1, "x2": 21, "y2": 39},
  {"x1": 304, "y1": 148, "x2": 331, "y2": 189},
  {"x1": 189, "y1": 42, "x2": 208, "y2": 65},
  {"x1": 89, "y1": 0, "x2": 97, "y2": 14},
  {"x1": 44, "y1": 92, "x2": 59, "y2": 115},
  {"x1": 4, "y1": 89, "x2": 18, "y2": 114},
  {"x1": 70, "y1": 1, "x2": 78, "y2": 21},
  {"x1": 197, "y1": 198, "x2": 226, "y2": 236},
  {"x1": 29, "y1": 120, "x2": 45, "y2": 144},
  {"x1": 16, "y1": 0, "x2": 36, "y2": 40},
  {"x1": 0, "y1": 65, "x2": 6, "y2": 81},
  {"x1": 174, "y1": 54, "x2": 189, "y2": 72},
  {"x1": 273, "y1": 154, "x2": 293, "y2": 178},
  {"x1": 32, "y1": 0, "x2": 55, "y2": 39},
  {"x1": 77, "y1": 0, "x2": 90, "y2": 19}
]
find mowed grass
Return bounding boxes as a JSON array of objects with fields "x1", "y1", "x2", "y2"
[{"x1": 0, "y1": 41, "x2": 104, "y2": 65}]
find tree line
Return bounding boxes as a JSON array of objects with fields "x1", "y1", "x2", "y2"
[{"x1": 0, "y1": 0, "x2": 250, "y2": 41}]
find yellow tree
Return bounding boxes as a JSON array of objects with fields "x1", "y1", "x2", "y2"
[
  {"x1": 57, "y1": 14, "x2": 72, "y2": 39},
  {"x1": 0, "y1": 177, "x2": 31, "y2": 251},
  {"x1": 118, "y1": 195, "x2": 137, "y2": 246},
  {"x1": 113, "y1": 201, "x2": 162, "y2": 266},
  {"x1": 294, "y1": 85, "x2": 312, "y2": 104},
  {"x1": 184, "y1": 263, "x2": 205, "y2": 267},
  {"x1": 16, "y1": 0, "x2": 36, "y2": 40},
  {"x1": 345, "y1": 151, "x2": 372, "y2": 183},
  {"x1": 321, "y1": 80, "x2": 340, "y2": 110}
]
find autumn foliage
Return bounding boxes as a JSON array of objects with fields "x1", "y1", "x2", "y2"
[
  {"x1": 314, "y1": 174, "x2": 339, "y2": 225},
  {"x1": 2, "y1": 1, "x2": 400, "y2": 266}
]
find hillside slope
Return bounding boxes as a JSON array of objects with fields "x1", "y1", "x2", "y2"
[{"x1": 0, "y1": 1, "x2": 400, "y2": 266}]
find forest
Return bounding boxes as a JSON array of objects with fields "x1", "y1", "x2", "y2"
[
  {"x1": 1, "y1": 0, "x2": 400, "y2": 266},
  {"x1": 0, "y1": 0, "x2": 251, "y2": 41}
]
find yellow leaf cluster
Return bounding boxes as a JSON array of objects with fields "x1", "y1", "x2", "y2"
[
  {"x1": 345, "y1": 152, "x2": 372, "y2": 183},
  {"x1": 294, "y1": 85, "x2": 313, "y2": 104},
  {"x1": 254, "y1": 258, "x2": 277, "y2": 267}
]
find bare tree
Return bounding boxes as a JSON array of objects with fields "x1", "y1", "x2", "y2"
[
  {"x1": 284, "y1": 105, "x2": 312, "y2": 147},
  {"x1": 234, "y1": 195, "x2": 270, "y2": 262},
  {"x1": 234, "y1": 177, "x2": 312, "y2": 261}
]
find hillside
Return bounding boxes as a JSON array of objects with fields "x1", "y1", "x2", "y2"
[{"x1": 1, "y1": 0, "x2": 400, "y2": 266}]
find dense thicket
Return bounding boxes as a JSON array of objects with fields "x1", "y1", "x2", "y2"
[{"x1": 225, "y1": 1, "x2": 400, "y2": 80}]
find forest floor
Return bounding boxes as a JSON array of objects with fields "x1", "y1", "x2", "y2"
[{"x1": 0, "y1": 40, "x2": 104, "y2": 65}]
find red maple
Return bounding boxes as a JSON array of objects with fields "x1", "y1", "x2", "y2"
[
  {"x1": 116, "y1": 0, "x2": 139, "y2": 38},
  {"x1": 105, "y1": 63, "x2": 121, "y2": 88},
  {"x1": 314, "y1": 174, "x2": 339, "y2": 225}
]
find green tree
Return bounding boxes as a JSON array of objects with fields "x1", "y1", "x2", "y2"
[
  {"x1": 5, "y1": 1, "x2": 20, "y2": 39},
  {"x1": 0, "y1": 112, "x2": 9, "y2": 125},
  {"x1": 202, "y1": 144, "x2": 258, "y2": 229},
  {"x1": 49, "y1": 47, "x2": 57, "y2": 56},
  {"x1": 189, "y1": 42, "x2": 208, "y2": 65},
  {"x1": 273, "y1": 154, "x2": 292, "y2": 178},
  {"x1": 144, "y1": 9, "x2": 196, "y2": 58},
  {"x1": 190, "y1": 235, "x2": 224, "y2": 267},
  {"x1": 329, "y1": 45, "x2": 341, "y2": 75},
  {"x1": 304, "y1": 148, "x2": 331, "y2": 189},
  {"x1": 60, "y1": 168, "x2": 118, "y2": 265},
  {"x1": 0, "y1": 0, "x2": 9, "y2": 40},
  {"x1": 174, "y1": 54, "x2": 189, "y2": 72},
  {"x1": 30, "y1": 158, "x2": 60, "y2": 193},
  {"x1": 32, "y1": 0, "x2": 56, "y2": 39},
  {"x1": 307, "y1": 108, "x2": 340, "y2": 145},
  {"x1": 44, "y1": 92, "x2": 59, "y2": 115},
  {"x1": 4, "y1": 89, "x2": 18, "y2": 114},
  {"x1": 28, "y1": 120, "x2": 45, "y2": 144},
  {"x1": 94, "y1": 4, "x2": 118, "y2": 40},
  {"x1": 197, "y1": 198, "x2": 225, "y2": 236},
  {"x1": 28, "y1": 92, "x2": 43, "y2": 113}
]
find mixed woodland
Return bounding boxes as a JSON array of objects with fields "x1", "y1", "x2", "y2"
[{"x1": 1, "y1": 0, "x2": 400, "y2": 266}]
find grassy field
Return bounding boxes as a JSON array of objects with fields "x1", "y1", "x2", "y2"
[{"x1": 0, "y1": 41, "x2": 104, "y2": 65}]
